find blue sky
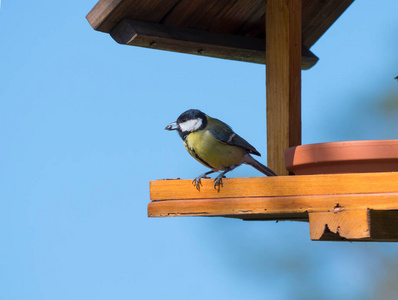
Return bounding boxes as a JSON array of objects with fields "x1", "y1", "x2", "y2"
[{"x1": 1, "y1": 0, "x2": 398, "y2": 299}]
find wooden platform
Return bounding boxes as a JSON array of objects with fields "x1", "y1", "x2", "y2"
[{"x1": 148, "y1": 172, "x2": 398, "y2": 241}]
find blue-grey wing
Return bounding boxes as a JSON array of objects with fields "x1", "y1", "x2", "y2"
[{"x1": 208, "y1": 118, "x2": 261, "y2": 156}]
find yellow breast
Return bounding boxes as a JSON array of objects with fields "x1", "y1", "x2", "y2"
[{"x1": 183, "y1": 130, "x2": 246, "y2": 171}]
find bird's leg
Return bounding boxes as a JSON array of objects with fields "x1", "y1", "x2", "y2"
[
  {"x1": 192, "y1": 170, "x2": 215, "y2": 191},
  {"x1": 213, "y1": 166, "x2": 236, "y2": 192}
]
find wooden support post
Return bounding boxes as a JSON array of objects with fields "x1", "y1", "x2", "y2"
[{"x1": 266, "y1": 0, "x2": 302, "y2": 175}]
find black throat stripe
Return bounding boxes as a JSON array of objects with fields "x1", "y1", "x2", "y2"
[{"x1": 185, "y1": 142, "x2": 214, "y2": 169}]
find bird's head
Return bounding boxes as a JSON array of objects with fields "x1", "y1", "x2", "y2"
[{"x1": 165, "y1": 109, "x2": 207, "y2": 138}]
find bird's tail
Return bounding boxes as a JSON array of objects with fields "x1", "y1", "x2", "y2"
[{"x1": 243, "y1": 154, "x2": 277, "y2": 176}]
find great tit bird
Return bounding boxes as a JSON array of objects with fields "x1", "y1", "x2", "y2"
[{"x1": 165, "y1": 109, "x2": 277, "y2": 191}]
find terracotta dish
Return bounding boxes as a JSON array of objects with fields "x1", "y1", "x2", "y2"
[{"x1": 285, "y1": 140, "x2": 398, "y2": 175}]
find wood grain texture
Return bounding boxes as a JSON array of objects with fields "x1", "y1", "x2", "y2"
[
  {"x1": 161, "y1": 0, "x2": 265, "y2": 37},
  {"x1": 302, "y1": 0, "x2": 354, "y2": 47},
  {"x1": 148, "y1": 192, "x2": 398, "y2": 219},
  {"x1": 87, "y1": 0, "x2": 353, "y2": 53},
  {"x1": 86, "y1": 0, "x2": 181, "y2": 32},
  {"x1": 309, "y1": 210, "x2": 398, "y2": 241},
  {"x1": 309, "y1": 211, "x2": 371, "y2": 241},
  {"x1": 266, "y1": 0, "x2": 301, "y2": 175}
]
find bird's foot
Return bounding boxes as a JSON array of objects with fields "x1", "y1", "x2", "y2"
[
  {"x1": 213, "y1": 174, "x2": 225, "y2": 192},
  {"x1": 192, "y1": 174, "x2": 210, "y2": 191}
]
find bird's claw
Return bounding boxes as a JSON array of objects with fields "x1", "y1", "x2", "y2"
[
  {"x1": 192, "y1": 175, "x2": 210, "y2": 191},
  {"x1": 192, "y1": 178, "x2": 202, "y2": 191},
  {"x1": 192, "y1": 172, "x2": 225, "y2": 192},
  {"x1": 213, "y1": 175, "x2": 225, "y2": 192}
]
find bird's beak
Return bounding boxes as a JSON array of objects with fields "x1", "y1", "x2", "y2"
[{"x1": 165, "y1": 122, "x2": 179, "y2": 131}]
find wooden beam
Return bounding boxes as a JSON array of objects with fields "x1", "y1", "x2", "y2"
[
  {"x1": 110, "y1": 19, "x2": 264, "y2": 64},
  {"x1": 266, "y1": 0, "x2": 302, "y2": 176},
  {"x1": 109, "y1": 19, "x2": 318, "y2": 68}
]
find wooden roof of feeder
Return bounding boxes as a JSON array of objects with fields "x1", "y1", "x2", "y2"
[
  {"x1": 86, "y1": 0, "x2": 354, "y2": 69},
  {"x1": 87, "y1": 0, "x2": 398, "y2": 242}
]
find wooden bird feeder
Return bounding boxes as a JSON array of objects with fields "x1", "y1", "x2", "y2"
[{"x1": 86, "y1": 0, "x2": 398, "y2": 242}]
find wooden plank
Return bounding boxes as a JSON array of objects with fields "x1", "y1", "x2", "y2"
[
  {"x1": 148, "y1": 193, "x2": 398, "y2": 219},
  {"x1": 109, "y1": 19, "x2": 318, "y2": 68},
  {"x1": 150, "y1": 173, "x2": 398, "y2": 200},
  {"x1": 266, "y1": 0, "x2": 302, "y2": 176}
]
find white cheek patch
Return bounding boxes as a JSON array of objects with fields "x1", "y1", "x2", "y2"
[{"x1": 179, "y1": 118, "x2": 203, "y2": 132}]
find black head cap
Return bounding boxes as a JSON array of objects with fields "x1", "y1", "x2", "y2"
[{"x1": 176, "y1": 109, "x2": 206, "y2": 124}]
